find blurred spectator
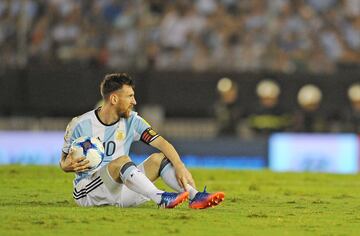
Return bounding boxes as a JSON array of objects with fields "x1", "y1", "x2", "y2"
[
  {"x1": 293, "y1": 84, "x2": 327, "y2": 132},
  {"x1": 247, "y1": 80, "x2": 292, "y2": 135},
  {"x1": 341, "y1": 83, "x2": 360, "y2": 133},
  {"x1": 0, "y1": 0, "x2": 359, "y2": 72},
  {"x1": 213, "y1": 77, "x2": 241, "y2": 137}
]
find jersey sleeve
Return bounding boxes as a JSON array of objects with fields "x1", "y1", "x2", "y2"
[
  {"x1": 132, "y1": 113, "x2": 160, "y2": 144},
  {"x1": 62, "y1": 117, "x2": 81, "y2": 154}
]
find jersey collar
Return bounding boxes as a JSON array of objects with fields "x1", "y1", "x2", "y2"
[{"x1": 94, "y1": 107, "x2": 120, "y2": 126}]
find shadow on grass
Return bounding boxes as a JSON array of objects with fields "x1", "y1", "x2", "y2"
[{"x1": 0, "y1": 200, "x2": 72, "y2": 207}]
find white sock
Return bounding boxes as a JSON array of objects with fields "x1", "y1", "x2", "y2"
[
  {"x1": 160, "y1": 163, "x2": 198, "y2": 200},
  {"x1": 120, "y1": 165, "x2": 163, "y2": 204}
]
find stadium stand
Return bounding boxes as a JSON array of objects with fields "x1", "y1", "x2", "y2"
[
  {"x1": 0, "y1": 0, "x2": 359, "y2": 136},
  {"x1": 0, "y1": 0, "x2": 359, "y2": 73}
]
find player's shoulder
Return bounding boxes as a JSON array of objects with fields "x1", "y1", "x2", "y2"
[
  {"x1": 75, "y1": 110, "x2": 95, "y2": 121},
  {"x1": 126, "y1": 111, "x2": 140, "y2": 121},
  {"x1": 64, "y1": 110, "x2": 95, "y2": 139},
  {"x1": 130, "y1": 111, "x2": 139, "y2": 118},
  {"x1": 132, "y1": 111, "x2": 149, "y2": 121},
  {"x1": 127, "y1": 111, "x2": 151, "y2": 127},
  {"x1": 125, "y1": 111, "x2": 145, "y2": 123},
  {"x1": 67, "y1": 110, "x2": 95, "y2": 127}
]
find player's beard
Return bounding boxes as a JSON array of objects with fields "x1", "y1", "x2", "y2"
[{"x1": 120, "y1": 106, "x2": 133, "y2": 118}]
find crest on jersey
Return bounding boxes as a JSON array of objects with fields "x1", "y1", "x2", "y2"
[{"x1": 116, "y1": 130, "x2": 125, "y2": 140}]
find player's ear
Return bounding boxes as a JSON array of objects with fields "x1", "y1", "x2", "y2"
[{"x1": 110, "y1": 93, "x2": 118, "y2": 104}]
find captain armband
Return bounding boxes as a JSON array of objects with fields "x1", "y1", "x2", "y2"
[{"x1": 140, "y1": 127, "x2": 160, "y2": 144}]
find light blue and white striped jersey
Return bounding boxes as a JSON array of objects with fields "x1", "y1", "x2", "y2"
[{"x1": 62, "y1": 109, "x2": 158, "y2": 185}]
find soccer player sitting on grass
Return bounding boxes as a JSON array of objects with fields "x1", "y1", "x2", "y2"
[{"x1": 60, "y1": 73, "x2": 225, "y2": 209}]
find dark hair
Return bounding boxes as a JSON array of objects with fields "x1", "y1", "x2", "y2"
[{"x1": 100, "y1": 73, "x2": 135, "y2": 100}]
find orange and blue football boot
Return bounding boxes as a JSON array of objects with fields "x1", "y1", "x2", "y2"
[
  {"x1": 189, "y1": 187, "x2": 225, "y2": 209},
  {"x1": 158, "y1": 191, "x2": 189, "y2": 208}
]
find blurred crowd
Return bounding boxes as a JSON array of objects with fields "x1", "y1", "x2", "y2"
[
  {"x1": 0, "y1": 0, "x2": 359, "y2": 72},
  {"x1": 214, "y1": 78, "x2": 360, "y2": 137}
]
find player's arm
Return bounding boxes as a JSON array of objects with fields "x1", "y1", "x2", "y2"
[
  {"x1": 150, "y1": 136, "x2": 184, "y2": 169},
  {"x1": 149, "y1": 136, "x2": 196, "y2": 190},
  {"x1": 59, "y1": 151, "x2": 90, "y2": 173},
  {"x1": 135, "y1": 114, "x2": 195, "y2": 189}
]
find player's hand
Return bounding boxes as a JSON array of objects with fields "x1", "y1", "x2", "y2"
[
  {"x1": 62, "y1": 149, "x2": 90, "y2": 173},
  {"x1": 174, "y1": 165, "x2": 196, "y2": 191}
]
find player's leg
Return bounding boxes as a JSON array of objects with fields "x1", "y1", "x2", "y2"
[
  {"x1": 107, "y1": 155, "x2": 188, "y2": 208},
  {"x1": 99, "y1": 163, "x2": 149, "y2": 208},
  {"x1": 141, "y1": 153, "x2": 199, "y2": 197},
  {"x1": 141, "y1": 153, "x2": 225, "y2": 209},
  {"x1": 73, "y1": 169, "x2": 115, "y2": 207},
  {"x1": 107, "y1": 155, "x2": 162, "y2": 203},
  {"x1": 138, "y1": 152, "x2": 168, "y2": 181},
  {"x1": 140, "y1": 153, "x2": 198, "y2": 198}
]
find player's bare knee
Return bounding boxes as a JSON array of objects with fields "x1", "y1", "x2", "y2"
[
  {"x1": 107, "y1": 155, "x2": 136, "y2": 183},
  {"x1": 114, "y1": 155, "x2": 132, "y2": 167},
  {"x1": 108, "y1": 155, "x2": 132, "y2": 174},
  {"x1": 147, "y1": 153, "x2": 166, "y2": 166},
  {"x1": 157, "y1": 154, "x2": 171, "y2": 176}
]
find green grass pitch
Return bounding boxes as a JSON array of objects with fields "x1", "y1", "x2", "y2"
[{"x1": 1, "y1": 165, "x2": 360, "y2": 236}]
